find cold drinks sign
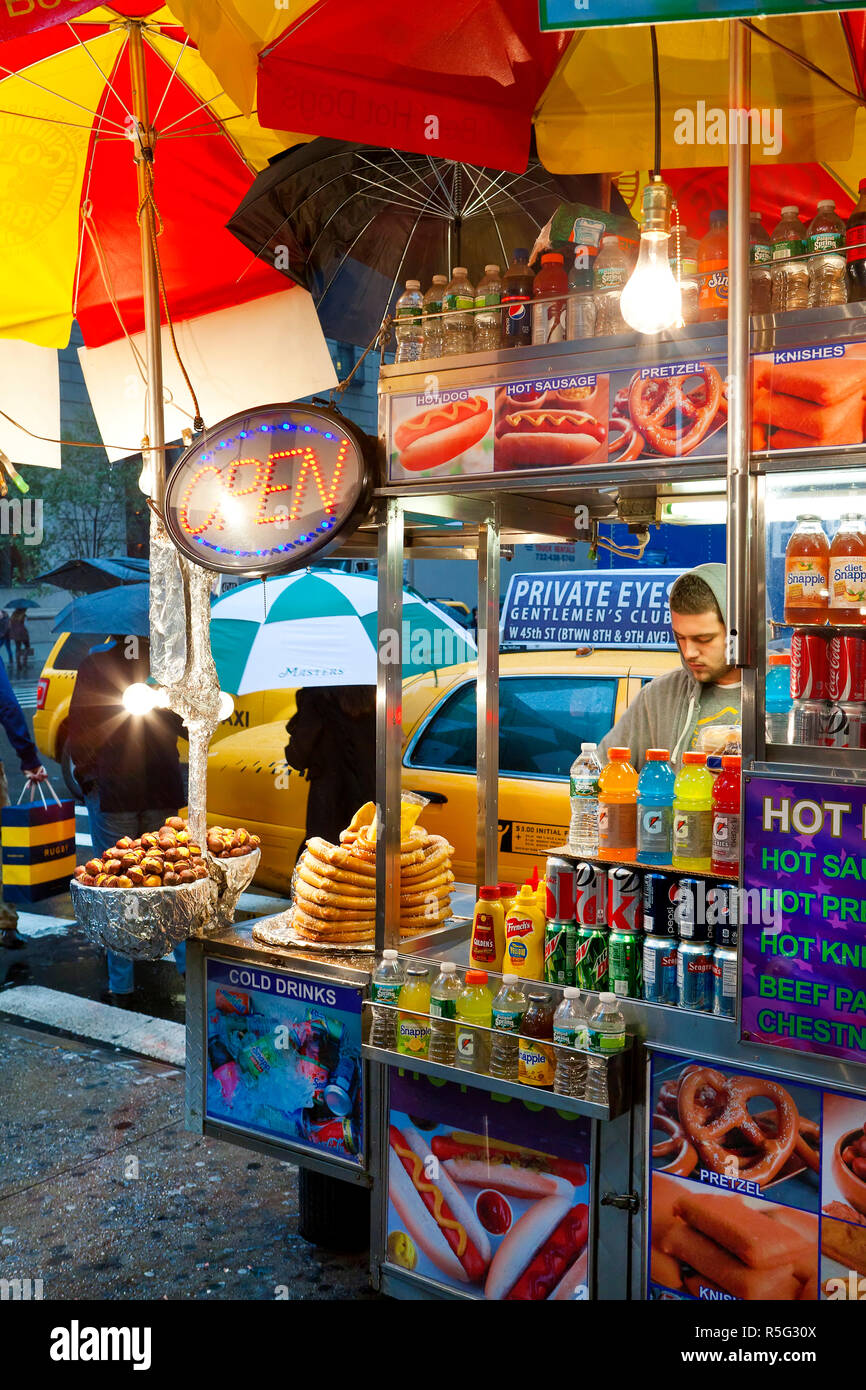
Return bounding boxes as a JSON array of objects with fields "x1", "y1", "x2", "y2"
[
  {"x1": 500, "y1": 568, "x2": 681, "y2": 650},
  {"x1": 539, "y1": 1, "x2": 862, "y2": 30}
]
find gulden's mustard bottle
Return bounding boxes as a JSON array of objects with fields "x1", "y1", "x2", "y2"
[{"x1": 469, "y1": 886, "x2": 505, "y2": 972}]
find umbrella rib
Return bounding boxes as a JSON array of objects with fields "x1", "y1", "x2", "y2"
[
  {"x1": 742, "y1": 18, "x2": 866, "y2": 105},
  {"x1": 151, "y1": 32, "x2": 190, "y2": 127},
  {"x1": 0, "y1": 61, "x2": 127, "y2": 132},
  {"x1": 64, "y1": 16, "x2": 133, "y2": 123},
  {"x1": 351, "y1": 159, "x2": 444, "y2": 213}
]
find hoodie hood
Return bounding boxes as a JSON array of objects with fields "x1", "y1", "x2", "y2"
[{"x1": 672, "y1": 562, "x2": 727, "y2": 682}]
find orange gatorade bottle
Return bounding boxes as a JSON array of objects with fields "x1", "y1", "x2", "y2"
[{"x1": 597, "y1": 748, "x2": 638, "y2": 861}]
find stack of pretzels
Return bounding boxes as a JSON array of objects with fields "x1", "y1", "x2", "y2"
[{"x1": 289, "y1": 802, "x2": 455, "y2": 946}]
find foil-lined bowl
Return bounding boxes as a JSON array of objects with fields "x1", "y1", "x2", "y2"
[
  {"x1": 206, "y1": 848, "x2": 260, "y2": 932},
  {"x1": 70, "y1": 876, "x2": 218, "y2": 960}
]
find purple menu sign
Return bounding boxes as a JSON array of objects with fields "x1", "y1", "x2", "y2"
[{"x1": 742, "y1": 775, "x2": 866, "y2": 1066}]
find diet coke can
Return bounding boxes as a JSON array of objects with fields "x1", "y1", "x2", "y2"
[
  {"x1": 790, "y1": 628, "x2": 829, "y2": 700},
  {"x1": 791, "y1": 697, "x2": 825, "y2": 745},
  {"x1": 545, "y1": 855, "x2": 576, "y2": 922},
  {"x1": 822, "y1": 700, "x2": 865, "y2": 750},
  {"x1": 608, "y1": 866, "x2": 643, "y2": 933},
  {"x1": 828, "y1": 633, "x2": 866, "y2": 702},
  {"x1": 574, "y1": 862, "x2": 607, "y2": 927}
]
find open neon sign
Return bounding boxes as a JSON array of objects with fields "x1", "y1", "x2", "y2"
[{"x1": 164, "y1": 404, "x2": 376, "y2": 575}]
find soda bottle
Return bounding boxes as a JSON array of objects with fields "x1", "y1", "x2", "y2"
[
  {"x1": 503, "y1": 884, "x2": 546, "y2": 980},
  {"x1": 698, "y1": 209, "x2": 729, "y2": 321},
  {"x1": 474, "y1": 263, "x2": 502, "y2": 351},
  {"x1": 455, "y1": 969, "x2": 493, "y2": 1074},
  {"x1": 766, "y1": 652, "x2": 793, "y2": 745},
  {"x1": 670, "y1": 224, "x2": 699, "y2": 324},
  {"x1": 566, "y1": 247, "x2": 597, "y2": 340},
  {"x1": 532, "y1": 251, "x2": 568, "y2": 345},
  {"x1": 585, "y1": 992, "x2": 626, "y2": 1106},
  {"x1": 711, "y1": 754, "x2": 741, "y2": 876},
  {"x1": 770, "y1": 206, "x2": 809, "y2": 312},
  {"x1": 593, "y1": 234, "x2": 629, "y2": 335},
  {"x1": 421, "y1": 274, "x2": 448, "y2": 359},
  {"x1": 636, "y1": 748, "x2": 675, "y2": 866},
  {"x1": 369, "y1": 948, "x2": 405, "y2": 1049},
  {"x1": 846, "y1": 178, "x2": 866, "y2": 302},
  {"x1": 672, "y1": 751, "x2": 713, "y2": 873},
  {"x1": 428, "y1": 961, "x2": 461, "y2": 1065},
  {"x1": 469, "y1": 885, "x2": 505, "y2": 972},
  {"x1": 749, "y1": 210, "x2": 772, "y2": 314},
  {"x1": 597, "y1": 747, "x2": 638, "y2": 861},
  {"x1": 568, "y1": 741, "x2": 603, "y2": 856},
  {"x1": 518, "y1": 991, "x2": 556, "y2": 1088},
  {"x1": 807, "y1": 200, "x2": 847, "y2": 307},
  {"x1": 396, "y1": 964, "x2": 431, "y2": 1058},
  {"x1": 393, "y1": 280, "x2": 424, "y2": 362},
  {"x1": 829, "y1": 513, "x2": 866, "y2": 624},
  {"x1": 500, "y1": 248, "x2": 534, "y2": 348},
  {"x1": 784, "y1": 514, "x2": 829, "y2": 625},
  {"x1": 553, "y1": 987, "x2": 588, "y2": 1098},
  {"x1": 489, "y1": 974, "x2": 528, "y2": 1081},
  {"x1": 442, "y1": 267, "x2": 475, "y2": 355}
]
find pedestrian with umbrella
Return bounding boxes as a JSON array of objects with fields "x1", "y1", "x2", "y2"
[
  {"x1": 0, "y1": 672, "x2": 48, "y2": 949},
  {"x1": 9, "y1": 607, "x2": 31, "y2": 674}
]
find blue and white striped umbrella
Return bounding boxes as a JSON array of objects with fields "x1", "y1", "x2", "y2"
[{"x1": 210, "y1": 569, "x2": 476, "y2": 692}]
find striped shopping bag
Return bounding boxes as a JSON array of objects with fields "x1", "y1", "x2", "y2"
[{"x1": 2, "y1": 779, "x2": 76, "y2": 902}]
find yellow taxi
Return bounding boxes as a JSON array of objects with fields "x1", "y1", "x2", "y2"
[
  {"x1": 34, "y1": 632, "x2": 295, "y2": 795},
  {"x1": 205, "y1": 648, "x2": 680, "y2": 894}
]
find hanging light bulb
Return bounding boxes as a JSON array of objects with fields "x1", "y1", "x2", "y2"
[
  {"x1": 619, "y1": 180, "x2": 682, "y2": 335},
  {"x1": 138, "y1": 436, "x2": 153, "y2": 496}
]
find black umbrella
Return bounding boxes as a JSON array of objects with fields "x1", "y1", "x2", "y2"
[
  {"x1": 227, "y1": 138, "x2": 614, "y2": 349},
  {"x1": 36, "y1": 555, "x2": 150, "y2": 594}
]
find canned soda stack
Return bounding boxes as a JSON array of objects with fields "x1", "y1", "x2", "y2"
[{"x1": 791, "y1": 627, "x2": 866, "y2": 749}]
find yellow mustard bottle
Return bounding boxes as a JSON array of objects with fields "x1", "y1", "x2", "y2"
[
  {"x1": 469, "y1": 886, "x2": 505, "y2": 972},
  {"x1": 504, "y1": 884, "x2": 546, "y2": 981}
]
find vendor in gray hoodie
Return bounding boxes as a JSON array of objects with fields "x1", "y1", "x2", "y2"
[{"x1": 598, "y1": 563, "x2": 740, "y2": 770}]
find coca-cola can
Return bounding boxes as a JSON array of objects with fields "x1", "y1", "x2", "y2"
[
  {"x1": 791, "y1": 698, "x2": 825, "y2": 745},
  {"x1": 574, "y1": 861, "x2": 607, "y2": 926},
  {"x1": 545, "y1": 855, "x2": 576, "y2": 922},
  {"x1": 828, "y1": 633, "x2": 866, "y2": 702},
  {"x1": 822, "y1": 700, "x2": 865, "y2": 749},
  {"x1": 791, "y1": 628, "x2": 830, "y2": 700}
]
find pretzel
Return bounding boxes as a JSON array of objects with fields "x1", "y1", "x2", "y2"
[
  {"x1": 678, "y1": 1067, "x2": 797, "y2": 1185},
  {"x1": 301, "y1": 852, "x2": 377, "y2": 888},
  {"x1": 401, "y1": 844, "x2": 452, "y2": 878},
  {"x1": 652, "y1": 1112, "x2": 698, "y2": 1177},
  {"x1": 628, "y1": 364, "x2": 722, "y2": 457},
  {"x1": 292, "y1": 892, "x2": 375, "y2": 922},
  {"x1": 794, "y1": 1117, "x2": 821, "y2": 1174},
  {"x1": 658, "y1": 1065, "x2": 718, "y2": 1121},
  {"x1": 608, "y1": 416, "x2": 645, "y2": 462},
  {"x1": 296, "y1": 863, "x2": 374, "y2": 898}
]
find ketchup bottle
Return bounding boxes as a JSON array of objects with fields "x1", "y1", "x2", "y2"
[{"x1": 711, "y1": 755, "x2": 741, "y2": 876}]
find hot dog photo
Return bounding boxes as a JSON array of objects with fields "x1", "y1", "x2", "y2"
[
  {"x1": 386, "y1": 1075, "x2": 591, "y2": 1300},
  {"x1": 494, "y1": 377, "x2": 608, "y2": 472},
  {"x1": 389, "y1": 388, "x2": 494, "y2": 479}
]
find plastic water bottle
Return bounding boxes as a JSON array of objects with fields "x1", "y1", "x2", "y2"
[
  {"x1": 553, "y1": 988, "x2": 588, "y2": 1097},
  {"x1": 474, "y1": 264, "x2": 502, "y2": 351},
  {"x1": 428, "y1": 961, "x2": 461, "y2": 1065},
  {"x1": 394, "y1": 280, "x2": 424, "y2": 362},
  {"x1": 636, "y1": 748, "x2": 675, "y2": 867},
  {"x1": 766, "y1": 652, "x2": 793, "y2": 745},
  {"x1": 568, "y1": 742, "x2": 602, "y2": 856},
  {"x1": 443, "y1": 267, "x2": 475, "y2": 355},
  {"x1": 488, "y1": 974, "x2": 527, "y2": 1081},
  {"x1": 584, "y1": 992, "x2": 626, "y2": 1105},
  {"x1": 593, "y1": 234, "x2": 630, "y2": 335},
  {"x1": 421, "y1": 274, "x2": 447, "y2": 359},
  {"x1": 369, "y1": 949, "x2": 405, "y2": 1050}
]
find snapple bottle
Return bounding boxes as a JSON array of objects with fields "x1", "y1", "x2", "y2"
[
  {"x1": 829, "y1": 513, "x2": 866, "y2": 625},
  {"x1": 698, "y1": 210, "x2": 729, "y2": 321},
  {"x1": 784, "y1": 514, "x2": 829, "y2": 625}
]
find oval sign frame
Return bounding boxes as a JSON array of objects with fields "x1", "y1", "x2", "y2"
[{"x1": 163, "y1": 401, "x2": 378, "y2": 576}]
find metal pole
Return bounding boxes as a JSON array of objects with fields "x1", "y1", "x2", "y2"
[
  {"x1": 476, "y1": 509, "x2": 500, "y2": 890},
  {"x1": 376, "y1": 498, "x2": 404, "y2": 953},
  {"x1": 726, "y1": 19, "x2": 752, "y2": 670},
  {"x1": 127, "y1": 20, "x2": 165, "y2": 509}
]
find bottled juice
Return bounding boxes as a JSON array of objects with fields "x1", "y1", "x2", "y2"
[
  {"x1": 698, "y1": 210, "x2": 728, "y2": 321},
  {"x1": 785, "y1": 514, "x2": 829, "y2": 625},
  {"x1": 711, "y1": 755, "x2": 742, "y2": 876},
  {"x1": 469, "y1": 886, "x2": 505, "y2": 971},
  {"x1": 532, "y1": 252, "x2": 568, "y2": 345},
  {"x1": 636, "y1": 748, "x2": 675, "y2": 867},
  {"x1": 829, "y1": 513, "x2": 866, "y2": 625},
  {"x1": 455, "y1": 969, "x2": 493, "y2": 1073},
  {"x1": 503, "y1": 884, "x2": 546, "y2": 980},
  {"x1": 597, "y1": 747, "x2": 638, "y2": 860},
  {"x1": 518, "y1": 991, "x2": 556, "y2": 1088},
  {"x1": 397, "y1": 964, "x2": 431, "y2": 1058},
  {"x1": 672, "y1": 752, "x2": 713, "y2": 873},
  {"x1": 749, "y1": 210, "x2": 772, "y2": 314}
]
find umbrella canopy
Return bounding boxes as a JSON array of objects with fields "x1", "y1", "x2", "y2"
[
  {"x1": 36, "y1": 555, "x2": 150, "y2": 593},
  {"x1": 53, "y1": 582, "x2": 150, "y2": 636},
  {"x1": 0, "y1": 2, "x2": 301, "y2": 349},
  {"x1": 209, "y1": 569, "x2": 477, "y2": 692},
  {"x1": 4, "y1": 598, "x2": 40, "y2": 611},
  {"x1": 228, "y1": 139, "x2": 611, "y2": 347}
]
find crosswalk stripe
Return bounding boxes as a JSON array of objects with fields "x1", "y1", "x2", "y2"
[{"x1": 0, "y1": 985, "x2": 184, "y2": 1065}]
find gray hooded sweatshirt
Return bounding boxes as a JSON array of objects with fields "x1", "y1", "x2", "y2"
[{"x1": 597, "y1": 563, "x2": 740, "y2": 771}]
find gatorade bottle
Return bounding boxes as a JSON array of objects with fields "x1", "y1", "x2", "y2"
[
  {"x1": 503, "y1": 884, "x2": 546, "y2": 981},
  {"x1": 636, "y1": 749, "x2": 675, "y2": 867},
  {"x1": 711, "y1": 755, "x2": 742, "y2": 876},
  {"x1": 469, "y1": 886, "x2": 505, "y2": 972},
  {"x1": 766, "y1": 652, "x2": 793, "y2": 745},
  {"x1": 455, "y1": 970, "x2": 493, "y2": 1074},
  {"x1": 698, "y1": 210, "x2": 729, "y2": 321},
  {"x1": 672, "y1": 751, "x2": 714, "y2": 873},
  {"x1": 597, "y1": 747, "x2": 638, "y2": 861}
]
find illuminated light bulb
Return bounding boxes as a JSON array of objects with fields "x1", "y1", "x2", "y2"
[
  {"x1": 619, "y1": 180, "x2": 682, "y2": 336},
  {"x1": 138, "y1": 437, "x2": 153, "y2": 496},
  {"x1": 218, "y1": 691, "x2": 235, "y2": 722},
  {"x1": 123, "y1": 682, "x2": 157, "y2": 715}
]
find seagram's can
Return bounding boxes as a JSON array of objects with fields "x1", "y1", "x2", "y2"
[
  {"x1": 677, "y1": 939, "x2": 714, "y2": 1012},
  {"x1": 574, "y1": 925, "x2": 609, "y2": 992},
  {"x1": 642, "y1": 934, "x2": 678, "y2": 1005},
  {"x1": 712, "y1": 944, "x2": 738, "y2": 1018}
]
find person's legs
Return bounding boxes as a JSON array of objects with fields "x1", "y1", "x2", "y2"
[
  {"x1": 0, "y1": 759, "x2": 23, "y2": 947},
  {"x1": 87, "y1": 795, "x2": 140, "y2": 996},
  {"x1": 141, "y1": 809, "x2": 187, "y2": 980}
]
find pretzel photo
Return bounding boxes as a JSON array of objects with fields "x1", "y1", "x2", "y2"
[
  {"x1": 794, "y1": 1117, "x2": 821, "y2": 1174},
  {"x1": 608, "y1": 416, "x2": 644, "y2": 462},
  {"x1": 627, "y1": 364, "x2": 722, "y2": 457},
  {"x1": 652, "y1": 1112, "x2": 698, "y2": 1177},
  {"x1": 678, "y1": 1068, "x2": 798, "y2": 1185}
]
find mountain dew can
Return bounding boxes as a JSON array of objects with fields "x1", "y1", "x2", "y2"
[
  {"x1": 574, "y1": 925, "x2": 609, "y2": 992},
  {"x1": 609, "y1": 926, "x2": 642, "y2": 999},
  {"x1": 544, "y1": 921, "x2": 569, "y2": 986}
]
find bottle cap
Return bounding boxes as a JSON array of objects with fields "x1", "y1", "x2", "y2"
[
  {"x1": 484, "y1": 264, "x2": 500, "y2": 274},
  {"x1": 479, "y1": 886, "x2": 499, "y2": 901},
  {"x1": 465, "y1": 970, "x2": 488, "y2": 985},
  {"x1": 406, "y1": 279, "x2": 420, "y2": 289},
  {"x1": 781, "y1": 205, "x2": 799, "y2": 215},
  {"x1": 564, "y1": 987, "x2": 580, "y2": 998},
  {"x1": 407, "y1": 965, "x2": 428, "y2": 979},
  {"x1": 498, "y1": 882, "x2": 518, "y2": 896},
  {"x1": 580, "y1": 741, "x2": 598, "y2": 750},
  {"x1": 768, "y1": 652, "x2": 791, "y2": 666},
  {"x1": 441, "y1": 961, "x2": 456, "y2": 972},
  {"x1": 383, "y1": 949, "x2": 398, "y2": 960},
  {"x1": 682, "y1": 751, "x2": 708, "y2": 764},
  {"x1": 817, "y1": 199, "x2": 834, "y2": 210},
  {"x1": 432, "y1": 274, "x2": 448, "y2": 283},
  {"x1": 541, "y1": 252, "x2": 564, "y2": 264},
  {"x1": 645, "y1": 748, "x2": 670, "y2": 760},
  {"x1": 722, "y1": 755, "x2": 742, "y2": 769},
  {"x1": 517, "y1": 884, "x2": 535, "y2": 900},
  {"x1": 609, "y1": 747, "x2": 632, "y2": 760},
  {"x1": 796, "y1": 512, "x2": 821, "y2": 521},
  {"x1": 502, "y1": 974, "x2": 518, "y2": 985},
  {"x1": 452, "y1": 266, "x2": 468, "y2": 276},
  {"x1": 706, "y1": 755, "x2": 723, "y2": 773},
  {"x1": 599, "y1": 991, "x2": 616, "y2": 1004}
]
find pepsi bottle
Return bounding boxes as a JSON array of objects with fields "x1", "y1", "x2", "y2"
[{"x1": 501, "y1": 248, "x2": 534, "y2": 348}]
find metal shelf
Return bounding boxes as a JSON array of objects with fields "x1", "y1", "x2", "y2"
[{"x1": 548, "y1": 847, "x2": 738, "y2": 883}]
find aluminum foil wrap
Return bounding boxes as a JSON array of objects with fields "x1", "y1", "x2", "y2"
[
  {"x1": 206, "y1": 849, "x2": 261, "y2": 934},
  {"x1": 71, "y1": 877, "x2": 218, "y2": 961},
  {"x1": 149, "y1": 518, "x2": 187, "y2": 688}
]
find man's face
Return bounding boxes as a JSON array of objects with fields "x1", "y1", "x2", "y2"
[{"x1": 671, "y1": 606, "x2": 732, "y2": 684}]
